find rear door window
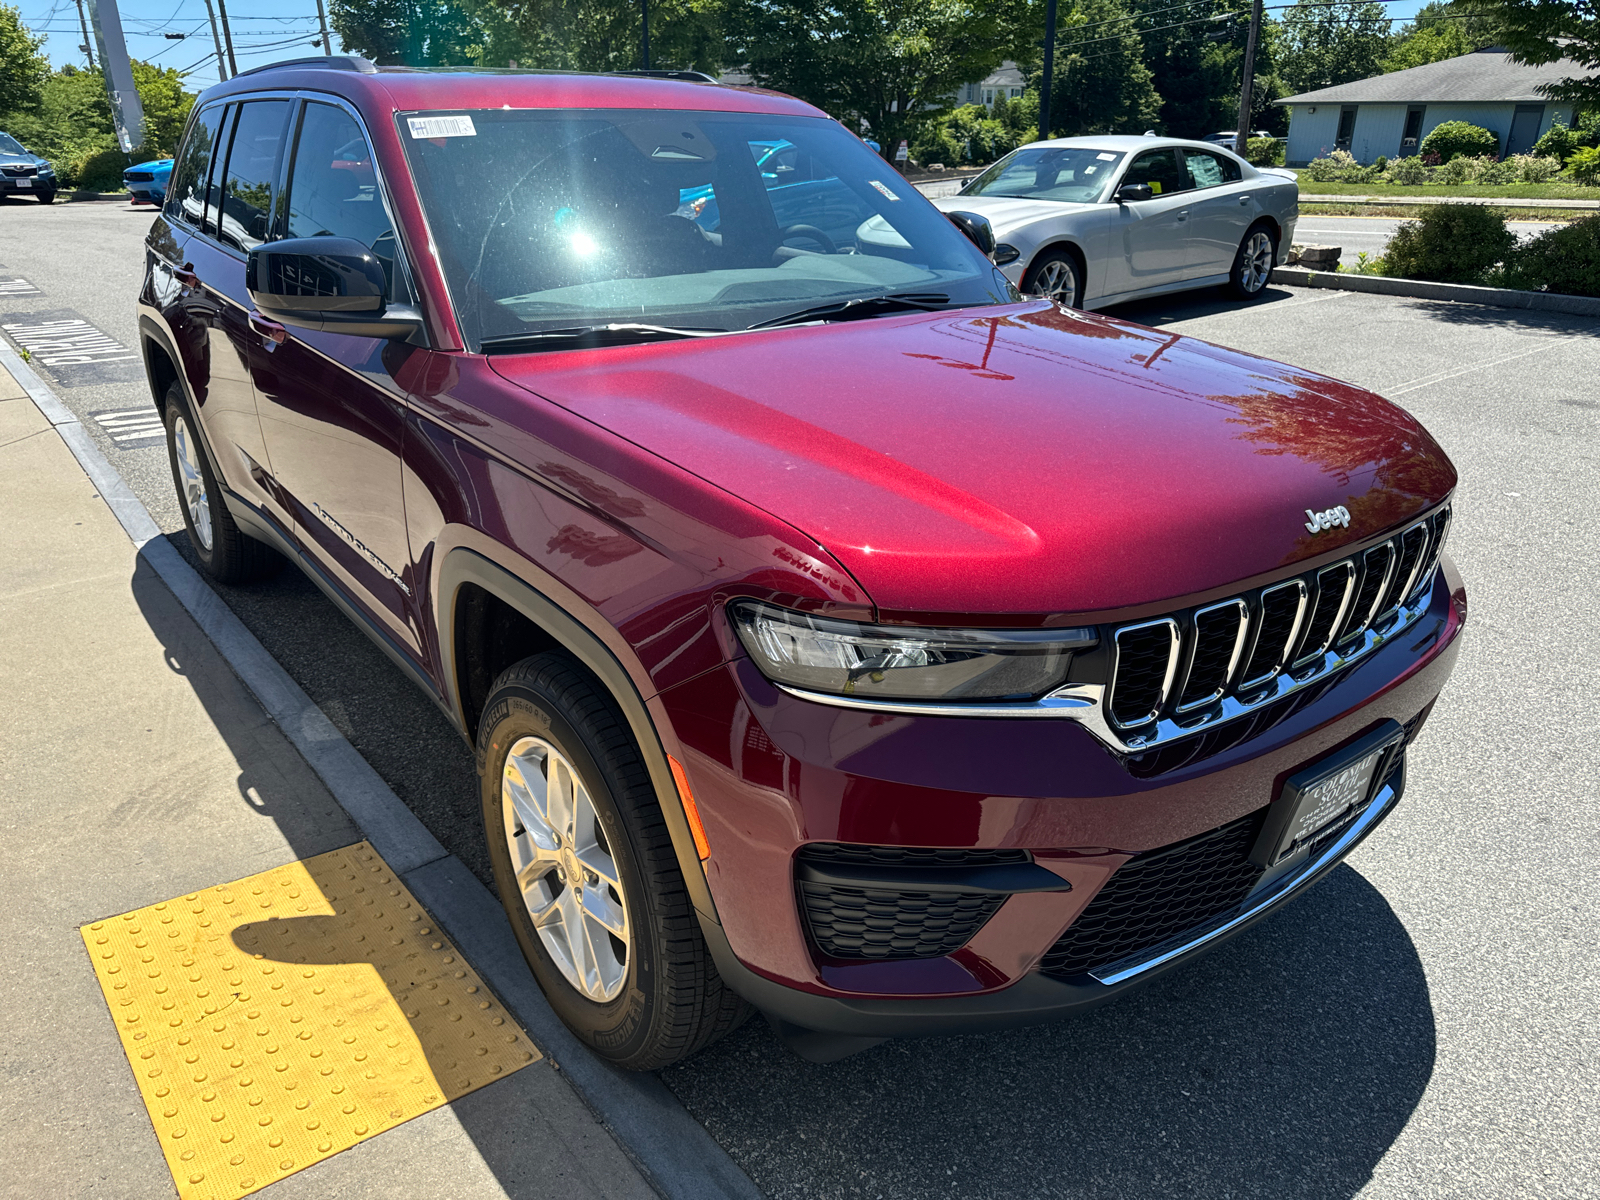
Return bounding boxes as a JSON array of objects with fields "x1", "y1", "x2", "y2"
[
  {"x1": 1183, "y1": 148, "x2": 1242, "y2": 190},
  {"x1": 165, "y1": 104, "x2": 226, "y2": 229},
  {"x1": 282, "y1": 102, "x2": 402, "y2": 298},
  {"x1": 216, "y1": 99, "x2": 291, "y2": 253}
]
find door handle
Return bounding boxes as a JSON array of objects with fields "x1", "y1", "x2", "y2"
[
  {"x1": 249, "y1": 311, "x2": 288, "y2": 348},
  {"x1": 1239, "y1": 196, "x2": 1250, "y2": 205},
  {"x1": 173, "y1": 263, "x2": 200, "y2": 288}
]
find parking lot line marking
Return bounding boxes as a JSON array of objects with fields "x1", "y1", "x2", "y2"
[
  {"x1": 0, "y1": 276, "x2": 42, "y2": 296},
  {"x1": 1389, "y1": 340, "x2": 1567, "y2": 396},
  {"x1": 89, "y1": 408, "x2": 165, "y2": 448},
  {"x1": 81, "y1": 842, "x2": 540, "y2": 1200}
]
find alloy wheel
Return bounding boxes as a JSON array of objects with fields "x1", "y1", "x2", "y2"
[
  {"x1": 501, "y1": 735, "x2": 631, "y2": 1002},
  {"x1": 1031, "y1": 258, "x2": 1078, "y2": 305},
  {"x1": 1240, "y1": 230, "x2": 1274, "y2": 294},
  {"x1": 173, "y1": 414, "x2": 212, "y2": 551}
]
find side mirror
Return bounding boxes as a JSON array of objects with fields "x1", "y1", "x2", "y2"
[
  {"x1": 1114, "y1": 183, "x2": 1154, "y2": 204},
  {"x1": 246, "y1": 236, "x2": 422, "y2": 340},
  {"x1": 945, "y1": 209, "x2": 996, "y2": 259}
]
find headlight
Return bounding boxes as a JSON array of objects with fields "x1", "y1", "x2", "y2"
[
  {"x1": 730, "y1": 600, "x2": 1096, "y2": 703},
  {"x1": 38, "y1": 162, "x2": 53, "y2": 175}
]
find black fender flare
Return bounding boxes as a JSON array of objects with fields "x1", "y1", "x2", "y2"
[{"x1": 435, "y1": 546, "x2": 722, "y2": 928}]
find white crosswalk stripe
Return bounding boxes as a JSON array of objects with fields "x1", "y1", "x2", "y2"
[{"x1": 90, "y1": 408, "x2": 165, "y2": 448}]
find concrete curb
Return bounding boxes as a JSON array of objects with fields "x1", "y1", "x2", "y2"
[
  {"x1": 1299, "y1": 192, "x2": 1600, "y2": 210},
  {"x1": 1270, "y1": 267, "x2": 1600, "y2": 317},
  {"x1": 0, "y1": 342, "x2": 764, "y2": 1200}
]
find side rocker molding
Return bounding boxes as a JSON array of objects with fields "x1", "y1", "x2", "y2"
[{"x1": 435, "y1": 547, "x2": 724, "y2": 932}]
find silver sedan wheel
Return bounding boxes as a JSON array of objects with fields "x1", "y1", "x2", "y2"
[
  {"x1": 1239, "y1": 230, "x2": 1274, "y2": 294},
  {"x1": 173, "y1": 414, "x2": 212, "y2": 551},
  {"x1": 1030, "y1": 258, "x2": 1079, "y2": 306},
  {"x1": 502, "y1": 735, "x2": 630, "y2": 1003}
]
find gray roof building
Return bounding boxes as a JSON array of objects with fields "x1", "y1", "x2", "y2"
[{"x1": 1275, "y1": 47, "x2": 1593, "y2": 165}]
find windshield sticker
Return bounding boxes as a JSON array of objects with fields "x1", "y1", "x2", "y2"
[
  {"x1": 407, "y1": 115, "x2": 476, "y2": 139},
  {"x1": 868, "y1": 179, "x2": 900, "y2": 201},
  {"x1": 1097, "y1": 152, "x2": 1117, "y2": 161}
]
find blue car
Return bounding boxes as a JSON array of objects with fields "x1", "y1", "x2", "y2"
[
  {"x1": 124, "y1": 157, "x2": 173, "y2": 206},
  {"x1": 0, "y1": 130, "x2": 58, "y2": 203}
]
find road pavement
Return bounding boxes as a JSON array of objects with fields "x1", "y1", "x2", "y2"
[{"x1": 5, "y1": 198, "x2": 1597, "y2": 1200}]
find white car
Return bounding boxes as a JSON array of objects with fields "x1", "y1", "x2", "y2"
[{"x1": 933, "y1": 135, "x2": 1299, "y2": 310}]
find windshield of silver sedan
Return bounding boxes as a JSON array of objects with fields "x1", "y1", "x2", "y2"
[
  {"x1": 398, "y1": 108, "x2": 1010, "y2": 349},
  {"x1": 962, "y1": 146, "x2": 1125, "y2": 203}
]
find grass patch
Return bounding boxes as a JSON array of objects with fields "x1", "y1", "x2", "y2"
[
  {"x1": 1288, "y1": 174, "x2": 1599, "y2": 201},
  {"x1": 1300, "y1": 202, "x2": 1591, "y2": 221}
]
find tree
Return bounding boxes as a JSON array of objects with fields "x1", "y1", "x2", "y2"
[
  {"x1": 731, "y1": 0, "x2": 1029, "y2": 156},
  {"x1": 1037, "y1": 0, "x2": 1161, "y2": 136},
  {"x1": 1278, "y1": 0, "x2": 1392, "y2": 95},
  {"x1": 6, "y1": 62, "x2": 195, "y2": 169},
  {"x1": 1461, "y1": 0, "x2": 1600, "y2": 109},
  {"x1": 0, "y1": 2, "x2": 49, "y2": 121},
  {"x1": 1382, "y1": 1, "x2": 1499, "y2": 72}
]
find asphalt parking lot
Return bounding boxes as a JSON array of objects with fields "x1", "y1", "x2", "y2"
[{"x1": 5, "y1": 198, "x2": 1597, "y2": 1199}]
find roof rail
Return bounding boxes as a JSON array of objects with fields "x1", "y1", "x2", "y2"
[
  {"x1": 232, "y1": 55, "x2": 379, "y2": 79},
  {"x1": 617, "y1": 69, "x2": 718, "y2": 83}
]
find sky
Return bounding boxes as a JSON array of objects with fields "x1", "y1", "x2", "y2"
[{"x1": 20, "y1": 0, "x2": 1440, "y2": 95}]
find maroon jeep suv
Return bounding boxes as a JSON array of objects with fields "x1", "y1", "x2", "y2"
[{"x1": 139, "y1": 58, "x2": 1465, "y2": 1068}]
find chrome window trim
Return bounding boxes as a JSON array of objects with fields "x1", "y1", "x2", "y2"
[
  {"x1": 1108, "y1": 618, "x2": 1181, "y2": 729},
  {"x1": 1236, "y1": 578, "x2": 1308, "y2": 692},
  {"x1": 1292, "y1": 560, "x2": 1357, "y2": 667},
  {"x1": 1087, "y1": 775, "x2": 1401, "y2": 985},
  {"x1": 1174, "y1": 599, "x2": 1249, "y2": 713}
]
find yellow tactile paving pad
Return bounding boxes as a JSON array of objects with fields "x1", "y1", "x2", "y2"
[{"x1": 81, "y1": 842, "x2": 540, "y2": 1200}]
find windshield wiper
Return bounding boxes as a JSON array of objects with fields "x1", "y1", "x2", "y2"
[
  {"x1": 747, "y1": 293, "x2": 952, "y2": 331},
  {"x1": 480, "y1": 323, "x2": 729, "y2": 353}
]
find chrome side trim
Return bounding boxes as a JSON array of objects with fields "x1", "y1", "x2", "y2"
[
  {"x1": 1108, "y1": 618, "x2": 1181, "y2": 728},
  {"x1": 1088, "y1": 776, "x2": 1400, "y2": 986},
  {"x1": 770, "y1": 572, "x2": 1438, "y2": 752},
  {"x1": 1174, "y1": 599, "x2": 1249, "y2": 713}
]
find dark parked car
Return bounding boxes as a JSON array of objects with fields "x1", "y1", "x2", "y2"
[
  {"x1": 139, "y1": 58, "x2": 1465, "y2": 1069},
  {"x1": 0, "y1": 131, "x2": 58, "y2": 203}
]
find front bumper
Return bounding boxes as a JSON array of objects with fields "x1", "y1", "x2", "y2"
[
  {"x1": 0, "y1": 176, "x2": 50, "y2": 193},
  {"x1": 658, "y1": 558, "x2": 1465, "y2": 1037}
]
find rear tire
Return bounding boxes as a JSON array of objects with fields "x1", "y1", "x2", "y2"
[
  {"x1": 1022, "y1": 248, "x2": 1084, "y2": 308},
  {"x1": 478, "y1": 652, "x2": 750, "y2": 1069},
  {"x1": 1228, "y1": 223, "x2": 1277, "y2": 299},
  {"x1": 161, "y1": 381, "x2": 281, "y2": 583}
]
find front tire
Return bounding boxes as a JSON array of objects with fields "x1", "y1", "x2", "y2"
[
  {"x1": 1229, "y1": 224, "x2": 1277, "y2": 298},
  {"x1": 1022, "y1": 248, "x2": 1083, "y2": 308},
  {"x1": 37, "y1": 188, "x2": 56, "y2": 205},
  {"x1": 161, "y1": 381, "x2": 280, "y2": 582},
  {"x1": 478, "y1": 652, "x2": 749, "y2": 1069}
]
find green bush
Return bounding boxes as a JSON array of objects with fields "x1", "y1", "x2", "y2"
[
  {"x1": 1498, "y1": 216, "x2": 1600, "y2": 296},
  {"x1": 1532, "y1": 119, "x2": 1585, "y2": 163},
  {"x1": 1569, "y1": 146, "x2": 1600, "y2": 186},
  {"x1": 68, "y1": 145, "x2": 131, "y2": 192},
  {"x1": 1508, "y1": 153, "x2": 1563, "y2": 183},
  {"x1": 1381, "y1": 204, "x2": 1516, "y2": 283},
  {"x1": 1385, "y1": 155, "x2": 1430, "y2": 185},
  {"x1": 1437, "y1": 154, "x2": 1488, "y2": 185},
  {"x1": 1245, "y1": 136, "x2": 1283, "y2": 166},
  {"x1": 1304, "y1": 148, "x2": 1382, "y2": 183},
  {"x1": 1373, "y1": 155, "x2": 1388, "y2": 173},
  {"x1": 1419, "y1": 120, "x2": 1500, "y2": 164}
]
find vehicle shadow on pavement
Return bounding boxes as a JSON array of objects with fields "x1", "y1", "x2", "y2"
[
  {"x1": 1102, "y1": 286, "x2": 1307, "y2": 328},
  {"x1": 664, "y1": 865, "x2": 1435, "y2": 1200},
  {"x1": 129, "y1": 556, "x2": 653, "y2": 1200},
  {"x1": 1394, "y1": 300, "x2": 1600, "y2": 338}
]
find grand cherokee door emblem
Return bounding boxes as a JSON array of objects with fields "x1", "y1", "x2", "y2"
[{"x1": 1304, "y1": 505, "x2": 1351, "y2": 533}]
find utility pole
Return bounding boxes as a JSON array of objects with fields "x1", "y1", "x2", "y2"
[
  {"x1": 216, "y1": 0, "x2": 239, "y2": 79},
  {"x1": 1235, "y1": 0, "x2": 1264, "y2": 158},
  {"x1": 315, "y1": 0, "x2": 332, "y2": 54},
  {"x1": 89, "y1": 0, "x2": 143, "y2": 151},
  {"x1": 1037, "y1": 0, "x2": 1057, "y2": 144},
  {"x1": 202, "y1": 0, "x2": 227, "y2": 79},
  {"x1": 641, "y1": 0, "x2": 651, "y2": 70},
  {"x1": 74, "y1": 0, "x2": 95, "y2": 68}
]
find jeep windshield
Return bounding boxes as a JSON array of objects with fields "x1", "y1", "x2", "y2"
[
  {"x1": 962, "y1": 146, "x2": 1125, "y2": 203},
  {"x1": 397, "y1": 108, "x2": 1011, "y2": 349}
]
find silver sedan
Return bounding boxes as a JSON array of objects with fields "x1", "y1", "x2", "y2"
[{"x1": 934, "y1": 135, "x2": 1299, "y2": 310}]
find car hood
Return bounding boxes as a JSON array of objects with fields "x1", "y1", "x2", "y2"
[
  {"x1": 126, "y1": 159, "x2": 173, "y2": 172},
  {"x1": 932, "y1": 195, "x2": 1098, "y2": 234},
  {"x1": 489, "y1": 302, "x2": 1454, "y2": 619},
  {"x1": 0, "y1": 153, "x2": 43, "y2": 167}
]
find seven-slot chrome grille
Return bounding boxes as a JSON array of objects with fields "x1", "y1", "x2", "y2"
[{"x1": 1104, "y1": 504, "x2": 1451, "y2": 748}]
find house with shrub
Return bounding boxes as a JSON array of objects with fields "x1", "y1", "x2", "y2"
[{"x1": 1277, "y1": 46, "x2": 1592, "y2": 166}]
